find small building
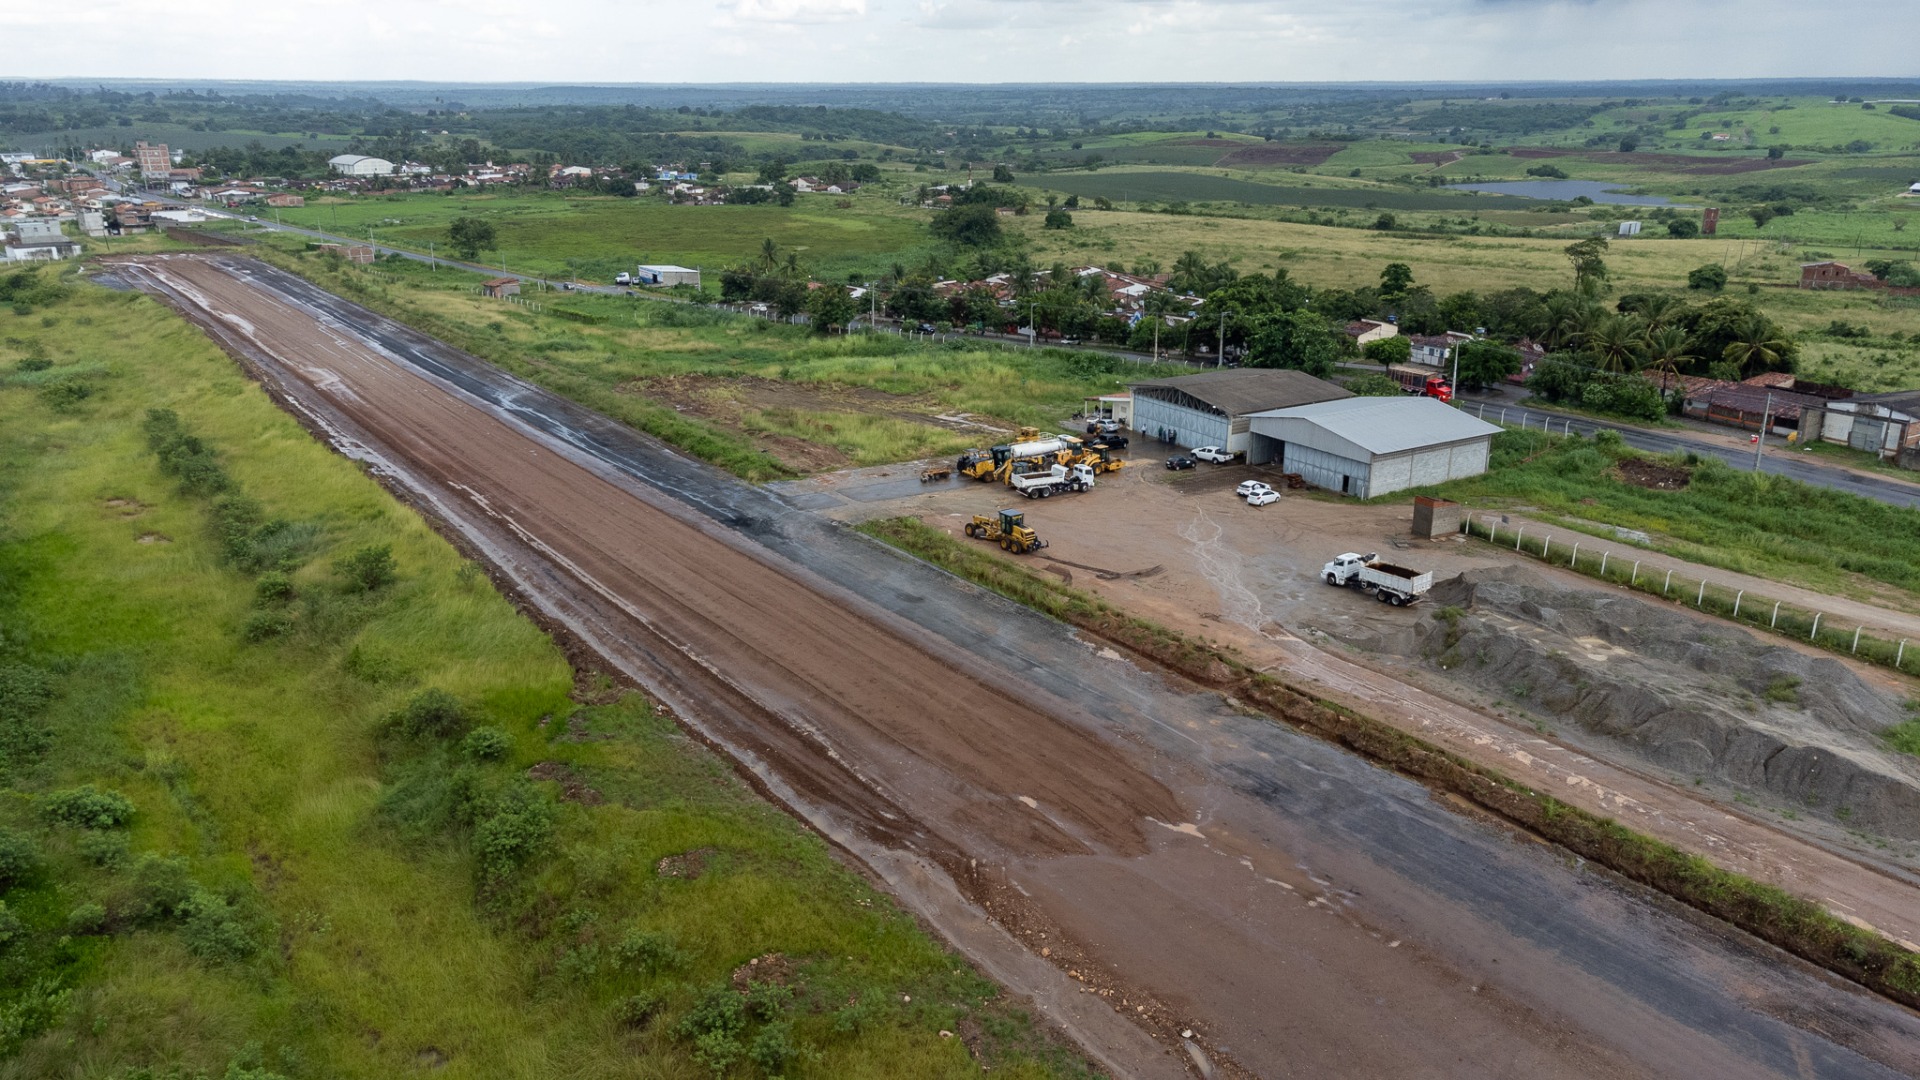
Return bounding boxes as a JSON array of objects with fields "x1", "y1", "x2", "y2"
[
  {"x1": 1617, "y1": 220, "x2": 1642, "y2": 237},
  {"x1": 1082, "y1": 392, "x2": 1133, "y2": 427},
  {"x1": 133, "y1": 140, "x2": 171, "y2": 181},
  {"x1": 5, "y1": 221, "x2": 80, "y2": 262},
  {"x1": 264, "y1": 193, "x2": 305, "y2": 208},
  {"x1": 1245, "y1": 396, "x2": 1501, "y2": 498},
  {"x1": 1343, "y1": 319, "x2": 1398, "y2": 346},
  {"x1": 1799, "y1": 391, "x2": 1920, "y2": 460},
  {"x1": 1910, "y1": 182, "x2": 1920, "y2": 194},
  {"x1": 1800, "y1": 260, "x2": 1881, "y2": 290},
  {"x1": 634, "y1": 264, "x2": 700, "y2": 288},
  {"x1": 482, "y1": 277, "x2": 520, "y2": 298},
  {"x1": 1406, "y1": 331, "x2": 1474, "y2": 368},
  {"x1": 1130, "y1": 369, "x2": 1351, "y2": 455},
  {"x1": 328, "y1": 154, "x2": 395, "y2": 177}
]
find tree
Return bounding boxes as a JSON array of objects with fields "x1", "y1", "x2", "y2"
[
  {"x1": 1043, "y1": 208, "x2": 1074, "y2": 230},
  {"x1": 1345, "y1": 373, "x2": 1403, "y2": 397},
  {"x1": 991, "y1": 164, "x2": 1015, "y2": 183},
  {"x1": 1246, "y1": 310, "x2": 1342, "y2": 378},
  {"x1": 1766, "y1": 145, "x2": 1787, "y2": 160},
  {"x1": 1563, "y1": 237, "x2": 1610, "y2": 297},
  {"x1": 1687, "y1": 264, "x2": 1727, "y2": 292},
  {"x1": 1641, "y1": 325, "x2": 1697, "y2": 396},
  {"x1": 1372, "y1": 212, "x2": 1397, "y2": 231},
  {"x1": 806, "y1": 285, "x2": 857, "y2": 334},
  {"x1": 1618, "y1": 136, "x2": 1639, "y2": 153},
  {"x1": 1580, "y1": 314, "x2": 1647, "y2": 374},
  {"x1": 1362, "y1": 335, "x2": 1412, "y2": 368},
  {"x1": 930, "y1": 203, "x2": 1002, "y2": 247},
  {"x1": 447, "y1": 216, "x2": 496, "y2": 260},
  {"x1": 1666, "y1": 218, "x2": 1700, "y2": 239},
  {"x1": 1453, "y1": 340, "x2": 1522, "y2": 390},
  {"x1": 1379, "y1": 262, "x2": 1415, "y2": 299},
  {"x1": 1720, "y1": 313, "x2": 1795, "y2": 378},
  {"x1": 1748, "y1": 205, "x2": 1776, "y2": 229}
]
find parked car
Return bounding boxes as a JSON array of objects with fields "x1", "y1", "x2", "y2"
[
  {"x1": 1165, "y1": 455, "x2": 1196, "y2": 470},
  {"x1": 916, "y1": 322, "x2": 938, "y2": 333},
  {"x1": 1192, "y1": 446, "x2": 1235, "y2": 463},
  {"x1": 1091, "y1": 434, "x2": 1129, "y2": 450},
  {"x1": 1236, "y1": 480, "x2": 1275, "y2": 498},
  {"x1": 1246, "y1": 490, "x2": 1280, "y2": 506}
]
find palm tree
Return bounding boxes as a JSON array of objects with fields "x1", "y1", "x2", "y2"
[
  {"x1": 1641, "y1": 325, "x2": 1697, "y2": 396},
  {"x1": 757, "y1": 238, "x2": 779, "y2": 274},
  {"x1": 1633, "y1": 293, "x2": 1687, "y2": 330},
  {"x1": 1721, "y1": 314, "x2": 1792, "y2": 378},
  {"x1": 1581, "y1": 314, "x2": 1647, "y2": 374}
]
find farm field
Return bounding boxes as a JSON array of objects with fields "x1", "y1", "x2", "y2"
[
  {"x1": 0, "y1": 268, "x2": 1076, "y2": 1077},
  {"x1": 270, "y1": 192, "x2": 931, "y2": 284},
  {"x1": 1015, "y1": 169, "x2": 1541, "y2": 211}
]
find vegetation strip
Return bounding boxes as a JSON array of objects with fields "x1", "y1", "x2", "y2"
[
  {"x1": 855, "y1": 516, "x2": 1920, "y2": 1009},
  {"x1": 0, "y1": 272, "x2": 1085, "y2": 1078}
]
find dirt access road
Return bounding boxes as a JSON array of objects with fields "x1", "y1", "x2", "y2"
[{"x1": 116, "y1": 254, "x2": 1920, "y2": 1080}]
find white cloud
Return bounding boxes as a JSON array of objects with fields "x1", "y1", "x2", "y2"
[{"x1": 728, "y1": 0, "x2": 867, "y2": 22}]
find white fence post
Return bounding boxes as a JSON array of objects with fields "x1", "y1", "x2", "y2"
[
  {"x1": 1663, "y1": 569, "x2": 1673, "y2": 595},
  {"x1": 1631, "y1": 561, "x2": 1639, "y2": 586},
  {"x1": 1732, "y1": 590, "x2": 1744, "y2": 618},
  {"x1": 1697, "y1": 579, "x2": 1706, "y2": 606},
  {"x1": 1853, "y1": 626, "x2": 1863, "y2": 653},
  {"x1": 1600, "y1": 551, "x2": 1609, "y2": 576},
  {"x1": 1771, "y1": 601, "x2": 1781, "y2": 629},
  {"x1": 1810, "y1": 613, "x2": 1822, "y2": 641},
  {"x1": 1515, "y1": 526, "x2": 1524, "y2": 551},
  {"x1": 1542, "y1": 535, "x2": 1551, "y2": 561},
  {"x1": 1899, "y1": 640, "x2": 1908, "y2": 668},
  {"x1": 1570, "y1": 542, "x2": 1580, "y2": 569}
]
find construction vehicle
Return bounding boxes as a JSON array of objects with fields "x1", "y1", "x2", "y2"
[
  {"x1": 1008, "y1": 462, "x2": 1096, "y2": 498},
  {"x1": 964, "y1": 509, "x2": 1049, "y2": 554},
  {"x1": 1069, "y1": 444, "x2": 1126, "y2": 475},
  {"x1": 1387, "y1": 365, "x2": 1454, "y2": 403},
  {"x1": 919, "y1": 465, "x2": 952, "y2": 483},
  {"x1": 958, "y1": 434, "x2": 1079, "y2": 482},
  {"x1": 1321, "y1": 552, "x2": 1433, "y2": 606}
]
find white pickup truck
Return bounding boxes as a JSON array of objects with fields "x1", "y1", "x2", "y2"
[
  {"x1": 1321, "y1": 552, "x2": 1432, "y2": 606},
  {"x1": 1008, "y1": 463, "x2": 1096, "y2": 499}
]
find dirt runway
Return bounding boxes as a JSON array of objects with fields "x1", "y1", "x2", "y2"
[{"x1": 115, "y1": 254, "x2": 1920, "y2": 1080}]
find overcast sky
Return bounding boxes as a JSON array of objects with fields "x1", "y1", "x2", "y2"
[{"x1": 6, "y1": 0, "x2": 1916, "y2": 84}]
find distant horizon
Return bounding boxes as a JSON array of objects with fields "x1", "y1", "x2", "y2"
[{"x1": 3, "y1": 0, "x2": 1915, "y2": 85}]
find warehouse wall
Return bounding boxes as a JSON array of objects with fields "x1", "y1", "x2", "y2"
[
  {"x1": 1133, "y1": 396, "x2": 1229, "y2": 450},
  {"x1": 1283, "y1": 443, "x2": 1372, "y2": 497}
]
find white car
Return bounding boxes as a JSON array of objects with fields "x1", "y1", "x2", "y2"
[
  {"x1": 1246, "y1": 490, "x2": 1280, "y2": 506},
  {"x1": 615, "y1": 272, "x2": 632, "y2": 285},
  {"x1": 1192, "y1": 446, "x2": 1234, "y2": 463},
  {"x1": 1236, "y1": 480, "x2": 1274, "y2": 498}
]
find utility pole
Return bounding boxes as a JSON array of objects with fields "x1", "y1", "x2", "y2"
[
  {"x1": 1752, "y1": 391, "x2": 1772, "y2": 471},
  {"x1": 1217, "y1": 310, "x2": 1226, "y2": 368},
  {"x1": 1450, "y1": 341, "x2": 1461, "y2": 397}
]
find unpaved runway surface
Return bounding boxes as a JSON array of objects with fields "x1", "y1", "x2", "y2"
[{"x1": 120, "y1": 254, "x2": 1920, "y2": 1079}]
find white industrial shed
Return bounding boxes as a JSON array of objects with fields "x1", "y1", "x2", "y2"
[
  {"x1": 1131, "y1": 369, "x2": 1350, "y2": 456},
  {"x1": 1247, "y1": 396, "x2": 1501, "y2": 498},
  {"x1": 328, "y1": 154, "x2": 395, "y2": 177}
]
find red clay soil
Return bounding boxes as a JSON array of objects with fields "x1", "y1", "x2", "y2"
[{"x1": 1214, "y1": 142, "x2": 1344, "y2": 167}]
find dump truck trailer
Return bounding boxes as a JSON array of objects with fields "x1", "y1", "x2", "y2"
[{"x1": 1321, "y1": 551, "x2": 1433, "y2": 606}]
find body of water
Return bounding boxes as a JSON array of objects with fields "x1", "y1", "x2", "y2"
[{"x1": 1445, "y1": 180, "x2": 1680, "y2": 206}]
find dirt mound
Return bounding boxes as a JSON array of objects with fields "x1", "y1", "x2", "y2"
[
  {"x1": 1409, "y1": 151, "x2": 1462, "y2": 165},
  {"x1": 1413, "y1": 569, "x2": 1920, "y2": 839},
  {"x1": 1616, "y1": 458, "x2": 1691, "y2": 490},
  {"x1": 1215, "y1": 143, "x2": 1343, "y2": 167}
]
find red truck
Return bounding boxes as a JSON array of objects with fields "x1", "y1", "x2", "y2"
[{"x1": 1388, "y1": 365, "x2": 1454, "y2": 403}]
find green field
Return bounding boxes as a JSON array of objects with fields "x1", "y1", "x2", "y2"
[
  {"x1": 272, "y1": 193, "x2": 931, "y2": 285},
  {"x1": 0, "y1": 269, "x2": 1077, "y2": 1078},
  {"x1": 1017, "y1": 169, "x2": 1540, "y2": 212}
]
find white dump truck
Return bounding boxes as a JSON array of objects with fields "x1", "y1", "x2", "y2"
[
  {"x1": 1321, "y1": 552, "x2": 1432, "y2": 606},
  {"x1": 1007, "y1": 463, "x2": 1097, "y2": 499}
]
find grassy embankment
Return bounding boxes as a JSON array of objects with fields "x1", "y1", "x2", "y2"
[
  {"x1": 255, "y1": 245, "x2": 1177, "y2": 480},
  {"x1": 1422, "y1": 427, "x2": 1920, "y2": 605},
  {"x1": 853, "y1": 516, "x2": 1920, "y2": 1010},
  {"x1": 270, "y1": 191, "x2": 932, "y2": 287},
  {"x1": 0, "y1": 270, "x2": 1083, "y2": 1079}
]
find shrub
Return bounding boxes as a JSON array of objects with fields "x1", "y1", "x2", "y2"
[
  {"x1": 0, "y1": 900, "x2": 22, "y2": 950},
  {"x1": 255, "y1": 571, "x2": 294, "y2": 605},
  {"x1": 748, "y1": 1021, "x2": 805, "y2": 1074},
  {"x1": 1688, "y1": 264, "x2": 1728, "y2": 292},
  {"x1": 386, "y1": 688, "x2": 468, "y2": 740},
  {"x1": 15, "y1": 356, "x2": 51, "y2": 372},
  {"x1": 241, "y1": 610, "x2": 292, "y2": 642},
  {"x1": 676, "y1": 987, "x2": 748, "y2": 1076},
  {"x1": 121, "y1": 853, "x2": 198, "y2": 923},
  {"x1": 472, "y1": 782, "x2": 555, "y2": 881},
  {"x1": 335, "y1": 544, "x2": 397, "y2": 592},
  {"x1": 459, "y1": 726, "x2": 512, "y2": 762},
  {"x1": 143, "y1": 409, "x2": 231, "y2": 496},
  {"x1": 66, "y1": 902, "x2": 107, "y2": 934},
  {"x1": 614, "y1": 929, "x2": 685, "y2": 975},
  {"x1": 38, "y1": 374, "x2": 93, "y2": 412},
  {"x1": 0, "y1": 661, "x2": 53, "y2": 774},
  {"x1": 0, "y1": 830, "x2": 39, "y2": 890},
  {"x1": 611, "y1": 992, "x2": 663, "y2": 1029},
  {"x1": 180, "y1": 889, "x2": 263, "y2": 963},
  {"x1": 41, "y1": 785, "x2": 136, "y2": 829}
]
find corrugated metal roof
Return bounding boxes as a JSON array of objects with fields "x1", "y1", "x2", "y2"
[
  {"x1": 1247, "y1": 396, "x2": 1501, "y2": 456},
  {"x1": 1130, "y1": 369, "x2": 1349, "y2": 417}
]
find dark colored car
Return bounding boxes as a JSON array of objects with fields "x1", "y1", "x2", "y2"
[
  {"x1": 1165, "y1": 455, "x2": 1196, "y2": 470},
  {"x1": 1093, "y1": 434, "x2": 1129, "y2": 450},
  {"x1": 916, "y1": 322, "x2": 938, "y2": 333}
]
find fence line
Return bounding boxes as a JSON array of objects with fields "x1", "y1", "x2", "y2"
[{"x1": 1462, "y1": 514, "x2": 1913, "y2": 675}]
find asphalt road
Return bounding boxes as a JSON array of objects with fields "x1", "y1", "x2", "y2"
[
  {"x1": 1454, "y1": 392, "x2": 1920, "y2": 508},
  {"x1": 119, "y1": 253, "x2": 1920, "y2": 1080}
]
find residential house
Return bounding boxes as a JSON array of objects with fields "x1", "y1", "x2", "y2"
[
  {"x1": 1406, "y1": 331, "x2": 1475, "y2": 368},
  {"x1": 481, "y1": 277, "x2": 521, "y2": 298},
  {"x1": 1342, "y1": 319, "x2": 1398, "y2": 346}
]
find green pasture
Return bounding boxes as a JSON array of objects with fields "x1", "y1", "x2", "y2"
[
  {"x1": 272, "y1": 192, "x2": 930, "y2": 284},
  {"x1": 1016, "y1": 169, "x2": 1540, "y2": 212},
  {"x1": 0, "y1": 269, "x2": 1076, "y2": 1078}
]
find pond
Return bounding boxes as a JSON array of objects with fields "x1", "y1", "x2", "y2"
[{"x1": 1445, "y1": 180, "x2": 1681, "y2": 207}]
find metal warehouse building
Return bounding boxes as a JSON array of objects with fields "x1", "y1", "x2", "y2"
[
  {"x1": 1247, "y1": 396, "x2": 1501, "y2": 498},
  {"x1": 1131, "y1": 370, "x2": 1350, "y2": 456}
]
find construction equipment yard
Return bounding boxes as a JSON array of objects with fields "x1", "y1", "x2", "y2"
[{"x1": 114, "y1": 253, "x2": 1920, "y2": 1080}]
